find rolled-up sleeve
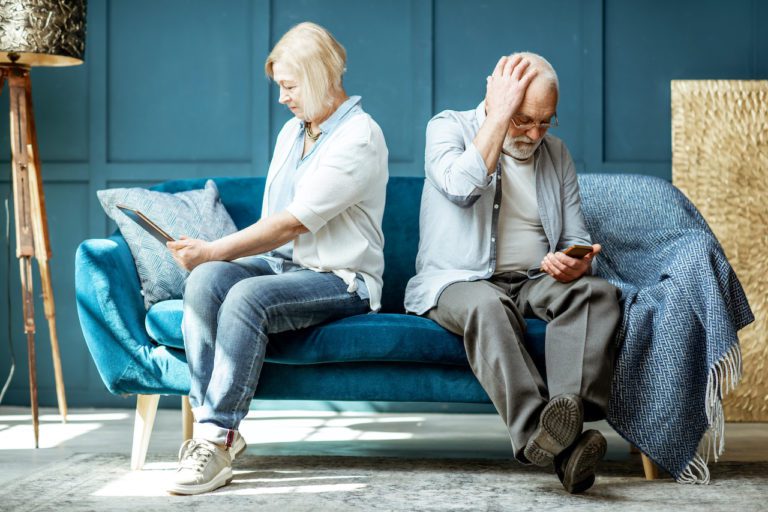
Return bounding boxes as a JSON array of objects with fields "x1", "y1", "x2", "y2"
[
  {"x1": 286, "y1": 127, "x2": 379, "y2": 234},
  {"x1": 425, "y1": 113, "x2": 493, "y2": 206}
]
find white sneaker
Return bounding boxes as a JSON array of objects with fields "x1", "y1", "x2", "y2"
[
  {"x1": 230, "y1": 431, "x2": 247, "y2": 461},
  {"x1": 167, "y1": 439, "x2": 233, "y2": 495}
]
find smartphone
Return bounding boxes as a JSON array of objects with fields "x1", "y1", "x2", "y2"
[
  {"x1": 116, "y1": 204, "x2": 175, "y2": 244},
  {"x1": 562, "y1": 244, "x2": 593, "y2": 259}
]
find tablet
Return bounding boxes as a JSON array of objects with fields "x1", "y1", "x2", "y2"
[{"x1": 116, "y1": 204, "x2": 175, "y2": 244}]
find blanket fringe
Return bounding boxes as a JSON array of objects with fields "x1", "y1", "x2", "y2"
[{"x1": 677, "y1": 343, "x2": 742, "y2": 484}]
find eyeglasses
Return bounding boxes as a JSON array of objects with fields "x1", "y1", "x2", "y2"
[{"x1": 510, "y1": 114, "x2": 559, "y2": 131}]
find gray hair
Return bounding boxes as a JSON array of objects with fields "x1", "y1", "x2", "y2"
[{"x1": 510, "y1": 51, "x2": 559, "y2": 92}]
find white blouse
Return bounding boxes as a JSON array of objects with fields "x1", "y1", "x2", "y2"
[{"x1": 262, "y1": 99, "x2": 389, "y2": 311}]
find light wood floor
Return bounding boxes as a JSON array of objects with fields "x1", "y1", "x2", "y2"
[{"x1": 1, "y1": 404, "x2": 766, "y2": 487}]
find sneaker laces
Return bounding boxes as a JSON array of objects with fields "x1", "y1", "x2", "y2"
[{"x1": 178, "y1": 439, "x2": 216, "y2": 472}]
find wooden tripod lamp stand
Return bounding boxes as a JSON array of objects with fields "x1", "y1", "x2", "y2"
[{"x1": 0, "y1": 0, "x2": 86, "y2": 447}]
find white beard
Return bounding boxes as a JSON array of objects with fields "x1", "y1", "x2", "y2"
[{"x1": 502, "y1": 134, "x2": 542, "y2": 161}]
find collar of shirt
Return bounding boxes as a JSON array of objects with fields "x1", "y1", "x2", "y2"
[
  {"x1": 296, "y1": 95, "x2": 362, "y2": 164},
  {"x1": 264, "y1": 95, "x2": 364, "y2": 213},
  {"x1": 301, "y1": 95, "x2": 362, "y2": 137}
]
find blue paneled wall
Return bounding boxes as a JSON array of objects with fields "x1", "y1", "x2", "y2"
[{"x1": 0, "y1": 0, "x2": 766, "y2": 407}]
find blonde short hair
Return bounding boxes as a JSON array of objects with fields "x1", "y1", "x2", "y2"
[{"x1": 265, "y1": 22, "x2": 347, "y2": 121}]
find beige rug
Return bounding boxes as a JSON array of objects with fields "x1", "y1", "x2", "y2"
[{"x1": 0, "y1": 453, "x2": 766, "y2": 511}]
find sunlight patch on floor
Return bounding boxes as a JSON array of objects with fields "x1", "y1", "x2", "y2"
[
  {"x1": 0, "y1": 412, "x2": 130, "y2": 422},
  {"x1": 245, "y1": 410, "x2": 341, "y2": 419},
  {"x1": 234, "y1": 475, "x2": 363, "y2": 484},
  {"x1": 236, "y1": 414, "x2": 424, "y2": 444},
  {"x1": 218, "y1": 483, "x2": 367, "y2": 495},
  {"x1": 0, "y1": 423, "x2": 103, "y2": 449},
  {"x1": 92, "y1": 467, "x2": 367, "y2": 497},
  {"x1": 92, "y1": 468, "x2": 176, "y2": 497}
]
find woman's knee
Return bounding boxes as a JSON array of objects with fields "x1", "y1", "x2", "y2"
[
  {"x1": 218, "y1": 278, "x2": 272, "y2": 320},
  {"x1": 185, "y1": 261, "x2": 237, "y2": 301}
]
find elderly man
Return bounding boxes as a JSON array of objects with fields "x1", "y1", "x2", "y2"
[{"x1": 405, "y1": 53, "x2": 620, "y2": 493}]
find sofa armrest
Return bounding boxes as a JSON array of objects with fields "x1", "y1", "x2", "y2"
[{"x1": 75, "y1": 235, "x2": 190, "y2": 395}]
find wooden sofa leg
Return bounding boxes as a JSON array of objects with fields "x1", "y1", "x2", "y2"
[
  {"x1": 641, "y1": 453, "x2": 660, "y2": 480},
  {"x1": 131, "y1": 394, "x2": 160, "y2": 471},
  {"x1": 182, "y1": 395, "x2": 193, "y2": 442}
]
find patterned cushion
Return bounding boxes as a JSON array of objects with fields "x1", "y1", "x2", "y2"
[{"x1": 97, "y1": 180, "x2": 237, "y2": 309}]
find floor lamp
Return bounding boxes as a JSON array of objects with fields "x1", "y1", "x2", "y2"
[{"x1": 0, "y1": 0, "x2": 86, "y2": 447}]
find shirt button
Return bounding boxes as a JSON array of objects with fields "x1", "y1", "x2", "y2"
[
  {"x1": 494, "y1": 204, "x2": 499, "y2": 209},
  {"x1": 491, "y1": 237, "x2": 496, "y2": 242},
  {"x1": 488, "y1": 267, "x2": 493, "y2": 273}
]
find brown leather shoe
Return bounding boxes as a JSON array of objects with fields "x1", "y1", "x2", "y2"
[
  {"x1": 555, "y1": 429, "x2": 607, "y2": 494},
  {"x1": 524, "y1": 394, "x2": 584, "y2": 467}
]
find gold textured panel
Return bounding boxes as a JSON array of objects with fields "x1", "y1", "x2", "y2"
[{"x1": 671, "y1": 80, "x2": 768, "y2": 422}]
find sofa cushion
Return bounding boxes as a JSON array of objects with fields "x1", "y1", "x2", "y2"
[
  {"x1": 145, "y1": 300, "x2": 186, "y2": 349},
  {"x1": 145, "y1": 300, "x2": 547, "y2": 368},
  {"x1": 98, "y1": 180, "x2": 238, "y2": 309}
]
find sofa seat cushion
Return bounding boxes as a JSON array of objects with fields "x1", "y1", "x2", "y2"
[{"x1": 146, "y1": 300, "x2": 547, "y2": 367}]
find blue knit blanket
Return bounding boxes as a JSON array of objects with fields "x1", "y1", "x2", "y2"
[{"x1": 578, "y1": 174, "x2": 754, "y2": 484}]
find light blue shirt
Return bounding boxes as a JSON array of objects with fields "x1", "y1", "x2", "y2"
[
  {"x1": 259, "y1": 96, "x2": 370, "y2": 301},
  {"x1": 404, "y1": 102, "x2": 593, "y2": 315}
]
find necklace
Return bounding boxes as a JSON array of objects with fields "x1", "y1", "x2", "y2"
[{"x1": 305, "y1": 123, "x2": 321, "y2": 142}]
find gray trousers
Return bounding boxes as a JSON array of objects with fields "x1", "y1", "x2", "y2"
[{"x1": 427, "y1": 273, "x2": 620, "y2": 461}]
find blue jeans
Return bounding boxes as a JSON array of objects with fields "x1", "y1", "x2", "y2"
[{"x1": 182, "y1": 256, "x2": 369, "y2": 443}]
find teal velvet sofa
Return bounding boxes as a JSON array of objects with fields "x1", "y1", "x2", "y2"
[
  {"x1": 76, "y1": 176, "x2": 551, "y2": 470},
  {"x1": 77, "y1": 173, "x2": 755, "y2": 483}
]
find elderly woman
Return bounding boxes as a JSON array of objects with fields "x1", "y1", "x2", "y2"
[{"x1": 165, "y1": 22, "x2": 388, "y2": 495}]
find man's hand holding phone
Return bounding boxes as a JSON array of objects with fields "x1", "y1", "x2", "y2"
[{"x1": 540, "y1": 243, "x2": 601, "y2": 283}]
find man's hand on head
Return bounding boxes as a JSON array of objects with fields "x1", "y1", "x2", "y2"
[
  {"x1": 540, "y1": 244, "x2": 601, "y2": 283},
  {"x1": 473, "y1": 54, "x2": 541, "y2": 174},
  {"x1": 485, "y1": 55, "x2": 538, "y2": 124}
]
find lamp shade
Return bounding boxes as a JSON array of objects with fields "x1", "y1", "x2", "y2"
[{"x1": 0, "y1": 0, "x2": 86, "y2": 66}]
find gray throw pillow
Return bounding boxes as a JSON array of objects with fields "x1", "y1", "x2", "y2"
[{"x1": 97, "y1": 180, "x2": 237, "y2": 309}]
